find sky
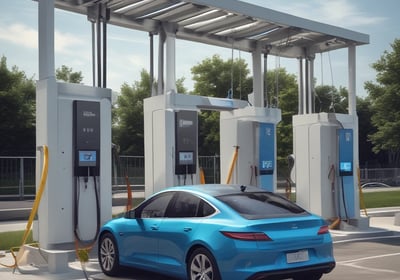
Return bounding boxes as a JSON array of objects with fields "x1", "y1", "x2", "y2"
[{"x1": 0, "y1": 0, "x2": 399, "y2": 98}]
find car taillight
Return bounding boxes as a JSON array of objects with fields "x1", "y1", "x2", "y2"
[
  {"x1": 221, "y1": 231, "x2": 272, "y2": 241},
  {"x1": 318, "y1": 225, "x2": 330, "y2": 235}
]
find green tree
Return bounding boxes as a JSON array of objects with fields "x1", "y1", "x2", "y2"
[
  {"x1": 56, "y1": 65, "x2": 83, "y2": 83},
  {"x1": 314, "y1": 85, "x2": 347, "y2": 113},
  {"x1": 192, "y1": 54, "x2": 252, "y2": 99},
  {"x1": 266, "y1": 68, "x2": 298, "y2": 175},
  {"x1": 0, "y1": 56, "x2": 36, "y2": 155},
  {"x1": 113, "y1": 70, "x2": 186, "y2": 155},
  {"x1": 365, "y1": 38, "x2": 400, "y2": 166},
  {"x1": 356, "y1": 96, "x2": 383, "y2": 167},
  {"x1": 191, "y1": 55, "x2": 252, "y2": 155}
]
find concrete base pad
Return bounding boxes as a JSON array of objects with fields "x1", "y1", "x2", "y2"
[{"x1": 17, "y1": 245, "x2": 74, "y2": 274}]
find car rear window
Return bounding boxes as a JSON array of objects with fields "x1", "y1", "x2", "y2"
[{"x1": 217, "y1": 192, "x2": 307, "y2": 219}]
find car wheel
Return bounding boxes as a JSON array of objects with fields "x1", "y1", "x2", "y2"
[
  {"x1": 187, "y1": 247, "x2": 221, "y2": 280},
  {"x1": 294, "y1": 272, "x2": 323, "y2": 280},
  {"x1": 98, "y1": 232, "x2": 120, "y2": 276}
]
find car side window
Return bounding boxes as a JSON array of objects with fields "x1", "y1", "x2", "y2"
[
  {"x1": 198, "y1": 200, "x2": 215, "y2": 217},
  {"x1": 167, "y1": 192, "x2": 215, "y2": 218},
  {"x1": 140, "y1": 192, "x2": 174, "y2": 218}
]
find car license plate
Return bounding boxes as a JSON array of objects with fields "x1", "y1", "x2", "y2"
[{"x1": 286, "y1": 250, "x2": 309, "y2": 264}]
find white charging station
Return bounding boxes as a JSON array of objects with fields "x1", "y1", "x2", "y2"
[
  {"x1": 220, "y1": 107, "x2": 281, "y2": 191},
  {"x1": 143, "y1": 92, "x2": 250, "y2": 197},
  {"x1": 293, "y1": 113, "x2": 368, "y2": 229},
  {"x1": 36, "y1": 79, "x2": 112, "y2": 249}
]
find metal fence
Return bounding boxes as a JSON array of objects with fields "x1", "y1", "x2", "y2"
[
  {"x1": 1, "y1": 155, "x2": 399, "y2": 199},
  {"x1": 0, "y1": 155, "x2": 221, "y2": 199},
  {"x1": 360, "y1": 168, "x2": 400, "y2": 186},
  {"x1": 0, "y1": 157, "x2": 36, "y2": 199}
]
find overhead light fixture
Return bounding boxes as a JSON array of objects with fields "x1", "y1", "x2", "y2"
[
  {"x1": 216, "y1": 21, "x2": 258, "y2": 36},
  {"x1": 179, "y1": 9, "x2": 220, "y2": 24},
  {"x1": 138, "y1": 2, "x2": 185, "y2": 19},
  {"x1": 114, "y1": 0, "x2": 152, "y2": 13},
  {"x1": 248, "y1": 26, "x2": 280, "y2": 40},
  {"x1": 185, "y1": 13, "x2": 231, "y2": 29}
]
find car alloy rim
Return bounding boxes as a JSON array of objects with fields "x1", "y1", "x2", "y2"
[
  {"x1": 190, "y1": 253, "x2": 214, "y2": 280},
  {"x1": 100, "y1": 237, "x2": 115, "y2": 271}
]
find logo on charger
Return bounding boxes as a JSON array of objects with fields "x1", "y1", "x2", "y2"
[
  {"x1": 261, "y1": 160, "x2": 273, "y2": 169},
  {"x1": 83, "y1": 111, "x2": 96, "y2": 117},
  {"x1": 179, "y1": 119, "x2": 193, "y2": 128}
]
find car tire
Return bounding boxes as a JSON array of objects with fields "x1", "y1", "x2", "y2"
[
  {"x1": 187, "y1": 247, "x2": 221, "y2": 280},
  {"x1": 98, "y1": 232, "x2": 120, "y2": 276}
]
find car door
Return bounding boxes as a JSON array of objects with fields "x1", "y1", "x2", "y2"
[
  {"x1": 156, "y1": 192, "x2": 210, "y2": 274},
  {"x1": 118, "y1": 192, "x2": 175, "y2": 269}
]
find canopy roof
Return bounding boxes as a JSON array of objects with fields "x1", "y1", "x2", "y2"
[{"x1": 55, "y1": 0, "x2": 369, "y2": 58}]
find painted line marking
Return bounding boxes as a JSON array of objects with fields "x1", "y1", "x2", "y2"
[{"x1": 337, "y1": 252, "x2": 400, "y2": 274}]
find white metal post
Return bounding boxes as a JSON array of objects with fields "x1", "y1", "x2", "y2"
[
  {"x1": 297, "y1": 58, "x2": 304, "y2": 114},
  {"x1": 165, "y1": 24, "x2": 177, "y2": 94},
  {"x1": 307, "y1": 55, "x2": 315, "y2": 113},
  {"x1": 263, "y1": 53, "x2": 268, "y2": 107},
  {"x1": 157, "y1": 30, "x2": 165, "y2": 96},
  {"x1": 252, "y1": 43, "x2": 263, "y2": 107},
  {"x1": 38, "y1": 0, "x2": 55, "y2": 80},
  {"x1": 348, "y1": 45, "x2": 357, "y2": 115}
]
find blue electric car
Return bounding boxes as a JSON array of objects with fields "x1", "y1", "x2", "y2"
[{"x1": 98, "y1": 184, "x2": 335, "y2": 280}]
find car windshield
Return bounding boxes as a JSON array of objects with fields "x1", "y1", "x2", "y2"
[{"x1": 217, "y1": 192, "x2": 307, "y2": 219}]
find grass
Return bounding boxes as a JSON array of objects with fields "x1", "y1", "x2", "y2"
[
  {"x1": 361, "y1": 190, "x2": 400, "y2": 209},
  {"x1": 287, "y1": 190, "x2": 400, "y2": 209},
  {"x1": 0, "y1": 230, "x2": 33, "y2": 251}
]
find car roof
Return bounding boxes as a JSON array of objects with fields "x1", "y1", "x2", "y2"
[{"x1": 162, "y1": 184, "x2": 268, "y2": 197}]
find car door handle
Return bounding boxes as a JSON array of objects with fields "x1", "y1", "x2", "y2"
[
  {"x1": 184, "y1": 227, "x2": 192, "y2": 232},
  {"x1": 151, "y1": 225, "x2": 159, "y2": 231}
]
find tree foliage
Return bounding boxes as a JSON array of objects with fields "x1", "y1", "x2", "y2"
[
  {"x1": 365, "y1": 38, "x2": 400, "y2": 166},
  {"x1": 0, "y1": 58, "x2": 85, "y2": 155},
  {"x1": 314, "y1": 85, "x2": 348, "y2": 113},
  {"x1": 191, "y1": 55, "x2": 252, "y2": 155},
  {"x1": 266, "y1": 68, "x2": 298, "y2": 167},
  {"x1": 113, "y1": 70, "x2": 186, "y2": 155},
  {"x1": 56, "y1": 65, "x2": 83, "y2": 83},
  {"x1": 192, "y1": 54, "x2": 252, "y2": 99},
  {"x1": 113, "y1": 70, "x2": 151, "y2": 155},
  {"x1": 356, "y1": 96, "x2": 383, "y2": 167},
  {"x1": 0, "y1": 56, "x2": 36, "y2": 155}
]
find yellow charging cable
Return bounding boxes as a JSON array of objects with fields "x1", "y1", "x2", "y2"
[
  {"x1": 199, "y1": 167, "x2": 206, "y2": 184},
  {"x1": 1, "y1": 145, "x2": 49, "y2": 269},
  {"x1": 225, "y1": 146, "x2": 239, "y2": 184}
]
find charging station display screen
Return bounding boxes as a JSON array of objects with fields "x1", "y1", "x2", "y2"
[
  {"x1": 339, "y1": 161, "x2": 352, "y2": 174},
  {"x1": 78, "y1": 150, "x2": 97, "y2": 166},
  {"x1": 179, "y1": 151, "x2": 194, "y2": 165}
]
